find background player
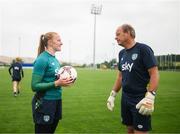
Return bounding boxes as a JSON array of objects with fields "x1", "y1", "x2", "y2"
[{"x1": 8, "y1": 57, "x2": 24, "y2": 96}]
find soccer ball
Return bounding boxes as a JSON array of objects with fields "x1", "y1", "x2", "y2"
[{"x1": 58, "y1": 66, "x2": 77, "y2": 81}]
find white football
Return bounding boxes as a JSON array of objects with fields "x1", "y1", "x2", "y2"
[{"x1": 58, "y1": 66, "x2": 77, "y2": 81}]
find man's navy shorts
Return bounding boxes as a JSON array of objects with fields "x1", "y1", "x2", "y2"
[{"x1": 121, "y1": 92, "x2": 152, "y2": 131}]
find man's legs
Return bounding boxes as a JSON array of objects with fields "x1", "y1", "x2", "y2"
[
  {"x1": 127, "y1": 126, "x2": 148, "y2": 134},
  {"x1": 134, "y1": 130, "x2": 148, "y2": 134},
  {"x1": 127, "y1": 126, "x2": 134, "y2": 134}
]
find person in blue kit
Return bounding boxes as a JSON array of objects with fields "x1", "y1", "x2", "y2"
[
  {"x1": 31, "y1": 32, "x2": 74, "y2": 134},
  {"x1": 107, "y1": 24, "x2": 159, "y2": 134},
  {"x1": 8, "y1": 57, "x2": 24, "y2": 97}
]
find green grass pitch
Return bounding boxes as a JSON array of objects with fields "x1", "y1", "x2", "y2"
[{"x1": 0, "y1": 67, "x2": 180, "y2": 133}]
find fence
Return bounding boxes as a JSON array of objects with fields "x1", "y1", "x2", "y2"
[{"x1": 156, "y1": 54, "x2": 180, "y2": 71}]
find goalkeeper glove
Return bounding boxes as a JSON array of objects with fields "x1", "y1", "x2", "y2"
[
  {"x1": 107, "y1": 90, "x2": 117, "y2": 111},
  {"x1": 136, "y1": 91, "x2": 155, "y2": 115}
]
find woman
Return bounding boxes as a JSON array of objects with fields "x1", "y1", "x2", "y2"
[
  {"x1": 31, "y1": 32, "x2": 73, "y2": 134},
  {"x1": 8, "y1": 57, "x2": 24, "y2": 96}
]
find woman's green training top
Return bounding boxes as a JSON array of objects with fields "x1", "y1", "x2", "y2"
[{"x1": 31, "y1": 51, "x2": 62, "y2": 100}]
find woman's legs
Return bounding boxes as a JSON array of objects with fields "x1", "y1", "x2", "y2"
[
  {"x1": 35, "y1": 120, "x2": 59, "y2": 134},
  {"x1": 12, "y1": 81, "x2": 18, "y2": 96}
]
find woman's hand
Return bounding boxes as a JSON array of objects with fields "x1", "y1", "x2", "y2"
[{"x1": 54, "y1": 78, "x2": 74, "y2": 87}]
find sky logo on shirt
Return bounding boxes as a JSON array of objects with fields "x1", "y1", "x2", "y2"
[{"x1": 121, "y1": 62, "x2": 134, "y2": 72}]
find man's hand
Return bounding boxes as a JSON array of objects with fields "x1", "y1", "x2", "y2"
[
  {"x1": 107, "y1": 90, "x2": 117, "y2": 111},
  {"x1": 136, "y1": 91, "x2": 155, "y2": 115}
]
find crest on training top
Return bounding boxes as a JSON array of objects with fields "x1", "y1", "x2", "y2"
[{"x1": 132, "y1": 53, "x2": 138, "y2": 60}]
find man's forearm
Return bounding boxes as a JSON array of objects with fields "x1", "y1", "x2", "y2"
[
  {"x1": 112, "y1": 71, "x2": 122, "y2": 92},
  {"x1": 148, "y1": 67, "x2": 159, "y2": 92}
]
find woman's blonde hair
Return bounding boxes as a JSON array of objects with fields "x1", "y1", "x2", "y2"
[
  {"x1": 37, "y1": 32, "x2": 58, "y2": 56},
  {"x1": 15, "y1": 57, "x2": 22, "y2": 62}
]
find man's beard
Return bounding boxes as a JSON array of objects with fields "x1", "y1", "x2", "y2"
[{"x1": 118, "y1": 43, "x2": 123, "y2": 47}]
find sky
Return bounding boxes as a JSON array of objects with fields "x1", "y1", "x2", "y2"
[{"x1": 0, "y1": 0, "x2": 179, "y2": 64}]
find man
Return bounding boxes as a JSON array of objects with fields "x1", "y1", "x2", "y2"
[
  {"x1": 107, "y1": 24, "x2": 159, "y2": 134},
  {"x1": 9, "y1": 57, "x2": 24, "y2": 96}
]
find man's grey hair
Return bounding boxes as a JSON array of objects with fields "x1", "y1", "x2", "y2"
[{"x1": 121, "y1": 24, "x2": 136, "y2": 38}]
